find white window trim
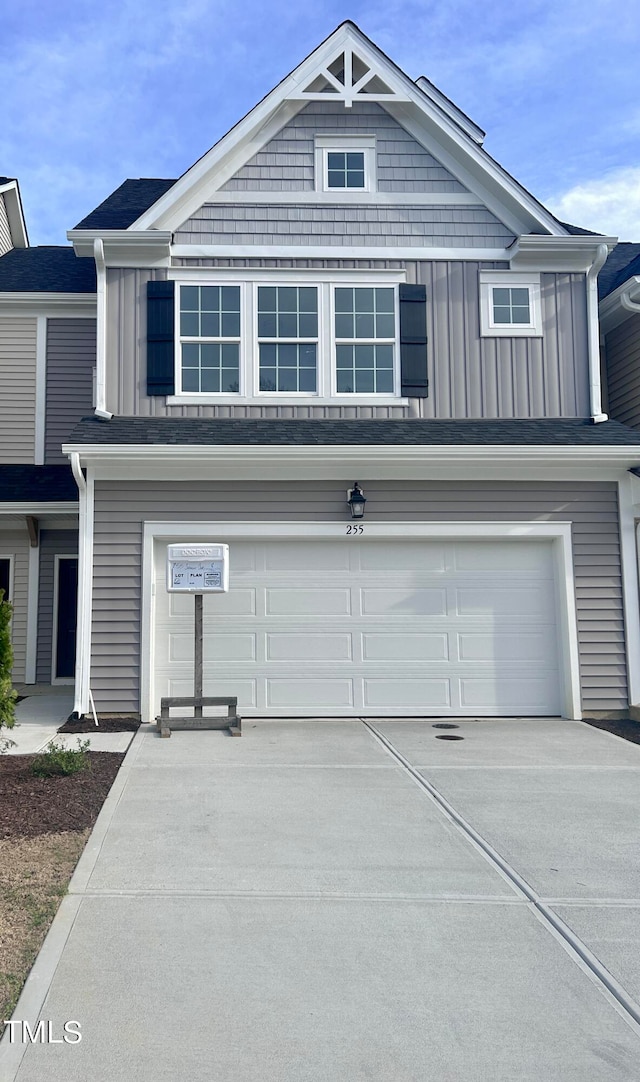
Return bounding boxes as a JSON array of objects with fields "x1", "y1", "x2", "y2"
[
  {"x1": 314, "y1": 134, "x2": 376, "y2": 194},
  {"x1": 171, "y1": 272, "x2": 407, "y2": 405},
  {"x1": 479, "y1": 271, "x2": 542, "y2": 337},
  {"x1": 175, "y1": 283, "x2": 244, "y2": 397}
]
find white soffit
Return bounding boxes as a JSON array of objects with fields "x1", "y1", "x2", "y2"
[{"x1": 129, "y1": 21, "x2": 567, "y2": 239}]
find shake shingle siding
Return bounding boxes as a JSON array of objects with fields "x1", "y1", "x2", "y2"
[
  {"x1": 45, "y1": 319, "x2": 96, "y2": 462},
  {"x1": 89, "y1": 480, "x2": 626, "y2": 716},
  {"x1": 218, "y1": 101, "x2": 469, "y2": 194}
]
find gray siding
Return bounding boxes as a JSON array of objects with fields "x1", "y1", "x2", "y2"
[
  {"x1": 45, "y1": 318, "x2": 96, "y2": 462},
  {"x1": 220, "y1": 101, "x2": 469, "y2": 193},
  {"x1": 0, "y1": 529, "x2": 29, "y2": 682},
  {"x1": 36, "y1": 530, "x2": 79, "y2": 684},
  {"x1": 0, "y1": 317, "x2": 36, "y2": 463},
  {"x1": 604, "y1": 316, "x2": 640, "y2": 429},
  {"x1": 90, "y1": 480, "x2": 625, "y2": 716},
  {"x1": 174, "y1": 203, "x2": 514, "y2": 249},
  {"x1": 0, "y1": 195, "x2": 12, "y2": 256},
  {"x1": 107, "y1": 261, "x2": 589, "y2": 419}
]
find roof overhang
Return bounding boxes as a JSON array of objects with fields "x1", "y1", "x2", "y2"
[
  {"x1": 0, "y1": 292, "x2": 96, "y2": 314},
  {"x1": 63, "y1": 442, "x2": 640, "y2": 484},
  {"x1": 67, "y1": 230, "x2": 172, "y2": 266},
  {"x1": 509, "y1": 235, "x2": 617, "y2": 273},
  {"x1": 600, "y1": 275, "x2": 640, "y2": 333},
  {"x1": 0, "y1": 180, "x2": 28, "y2": 249},
  {"x1": 0, "y1": 503, "x2": 78, "y2": 515}
]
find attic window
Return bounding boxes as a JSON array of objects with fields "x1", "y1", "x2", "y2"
[
  {"x1": 479, "y1": 272, "x2": 542, "y2": 337},
  {"x1": 315, "y1": 135, "x2": 375, "y2": 194}
]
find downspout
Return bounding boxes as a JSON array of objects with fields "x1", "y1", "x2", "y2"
[
  {"x1": 70, "y1": 452, "x2": 91, "y2": 717},
  {"x1": 586, "y1": 242, "x2": 609, "y2": 423},
  {"x1": 93, "y1": 238, "x2": 113, "y2": 421}
]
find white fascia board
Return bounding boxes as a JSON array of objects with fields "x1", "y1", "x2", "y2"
[
  {"x1": 67, "y1": 230, "x2": 172, "y2": 265},
  {"x1": 204, "y1": 191, "x2": 484, "y2": 206},
  {"x1": 171, "y1": 244, "x2": 512, "y2": 262},
  {"x1": 509, "y1": 235, "x2": 618, "y2": 273},
  {"x1": 129, "y1": 21, "x2": 565, "y2": 239},
  {"x1": 0, "y1": 503, "x2": 78, "y2": 515},
  {"x1": 414, "y1": 76, "x2": 485, "y2": 145},
  {"x1": 0, "y1": 293, "x2": 96, "y2": 315},
  {"x1": 600, "y1": 276, "x2": 640, "y2": 333},
  {"x1": 0, "y1": 181, "x2": 28, "y2": 248}
]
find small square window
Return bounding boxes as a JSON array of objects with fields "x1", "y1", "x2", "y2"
[
  {"x1": 479, "y1": 273, "x2": 542, "y2": 337},
  {"x1": 327, "y1": 151, "x2": 365, "y2": 189},
  {"x1": 316, "y1": 137, "x2": 376, "y2": 194}
]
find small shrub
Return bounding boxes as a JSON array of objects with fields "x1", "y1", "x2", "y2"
[
  {"x1": 31, "y1": 739, "x2": 91, "y2": 778},
  {"x1": 0, "y1": 589, "x2": 17, "y2": 750}
]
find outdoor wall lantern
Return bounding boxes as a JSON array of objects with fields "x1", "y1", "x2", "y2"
[{"x1": 347, "y1": 482, "x2": 367, "y2": 519}]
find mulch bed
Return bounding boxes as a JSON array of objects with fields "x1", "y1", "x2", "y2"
[
  {"x1": 582, "y1": 717, "x2": 640, "y2": 746},
  {"x1": 58, "y1": 717, "x2": 140, "y2": 733},
  {"x1": 0, "y1": 753, "x2": 125, "y2": 839}
]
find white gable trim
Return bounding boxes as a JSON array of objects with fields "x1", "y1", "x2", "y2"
[{"x1": 130, "y1": 22, "x2": 566, "y2": 239}]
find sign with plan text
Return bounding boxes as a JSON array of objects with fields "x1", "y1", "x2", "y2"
[{"x1": 166, "y1": 543, "x2": 229, "y2": 593}]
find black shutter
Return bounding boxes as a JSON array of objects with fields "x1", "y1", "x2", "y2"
[
  {"x1": 399, "y1": 284, "x2": 428, "y2": 397},
  {"x1": 147, "y1": 280, "x2": 175, "y2": 396}
]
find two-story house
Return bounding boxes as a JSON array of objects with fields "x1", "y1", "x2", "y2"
[{"x1": 4, "y1": 21, "x2": 640, "y2": 724}]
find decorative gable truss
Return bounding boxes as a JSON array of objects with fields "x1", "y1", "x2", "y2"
[{"x1": 292, "y1": 43, "x2": 410, "y2": 108}]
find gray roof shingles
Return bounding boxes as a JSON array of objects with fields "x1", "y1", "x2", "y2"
[
  {"x1": 66, "y1": 416, "x2": 640, "y2": 447},
  {"x1": 0, "y1": 247, "x2": 96, "y2": 293},
  {"x1": 0, "y1": 465, "x2": 78, "y2": 501},
  {"x1": 599, "y1": 243, "x2": 640, "y2": 300},
  {"x1": 73, "y1": 179, "x2": 177, "y2": 230}
]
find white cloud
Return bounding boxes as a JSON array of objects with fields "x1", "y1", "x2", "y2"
[{"x1": 546, "y1": 167, "x2": 640, "y2": 240}]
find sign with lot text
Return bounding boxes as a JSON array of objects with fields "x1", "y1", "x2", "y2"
[{"x1": 166, "y1": 543, "x2": 230, "y2": 593}]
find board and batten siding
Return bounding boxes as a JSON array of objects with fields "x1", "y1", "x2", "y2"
[
  {"x1": 0, "y1": 195, "x2": 12, "y2": 256},
  {"x1": 604, "y1": 316, "x2": 640, "y2": 429},
  {"x1": 90, "y1": 480, "x2": 624, "y2": 716},
  {"x1": 45, "y1": 318, "x2": 96, "y2": 462},
  {"x1": 219, "y1": 100, "x2": 470, "y2": 194},
  {"x1": 0, "y1": 529, "x2": 29, "y2": 682},
  {"x1": 0, "y1": 317, "x2": 36, "y2": 463},
  {"x1": 106, "y1": 261, "x2": 589, "y2": 419},
  {"x1": 36, "y1": 530, "x2": 79, "y2": 684}
]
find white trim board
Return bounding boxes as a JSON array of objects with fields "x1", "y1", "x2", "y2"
[
  {"x1": 25, "y1": 545, "x2": 39, "y2": 684},
  {"x1": 139, "y1": 519, "x2": 581, "y2": 723},
  {"x1": 171, "y1": 244, "x2": 513, "y2": 262},
  {"x1": 34, "y1": 315, "x2": 47, "y2": 465},
  {"x1": 618, "y1": 475, "x2": 640, "y2": 709},
  {"x1": 202, "y1": 191, "x2": 484, "y2": 206}
]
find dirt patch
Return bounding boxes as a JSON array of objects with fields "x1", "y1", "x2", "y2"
[
  {"x1": 58, "y1": 717, "x2": 140, "y2": 734},
  {"x1": 0, "y1": 752, "x2": 124, "y2": 1032}
]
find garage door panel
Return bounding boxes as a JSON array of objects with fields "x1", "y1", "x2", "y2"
[
  {"x1": 267, "y1": 633, "x2": 352, "y2": 661},
  {"x1": 167, "y1": 677, "x2": 258, "y2": 706},
  {"x1": 460, "y1": 677, "x2": 559, "y2": 711},
  {"x1": 266, "y1": 679, "x2": 353, "y2": 708},
  {"x1": 453, "y1": 540, "x2": 552, "y2": 572},
  {"x1": 455, "y1": 587, "x2": 553, "y2": 617},
  {"x1": 364, "y1": 678, "x2": 451, "y2": 708},
  {"x1": 359, "y1": 542, "x2": 447, "y2": 572},
  {"x1": 457, "y1": 632, "x2": 556, "y2": 663},
  {"x1": 266, "y1": 588, "x2": 351, "y2": 616},
  {"x1": 167, "y1": 632, "x2": 257, "y2": 664},
  {"x1": 362, "y1": 633, "x2": 449, "y2": 661},
  {"x1": 265, "y1": 542, "x2": 350, "y2": 571},
  {"x1": 361, "y1": 588, "x2": 447, "y2": 616}
]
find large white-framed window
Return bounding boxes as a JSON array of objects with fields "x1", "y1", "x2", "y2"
[
  {"x1": 171, "y1": 271, "x2": 406, "y2": 405},
  {"x1": 479, "y1": 271, "x2": 542, "y2": 337},
  {"x1": 314, "y1": 134, "x2": 376, "y2": 193}
]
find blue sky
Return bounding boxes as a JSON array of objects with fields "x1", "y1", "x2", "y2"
[{"x1": 4, "y1": 0, "x2": 640, "y2": 244}]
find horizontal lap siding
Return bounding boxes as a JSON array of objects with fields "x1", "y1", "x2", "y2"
[
  {"x1": 605, "y1": 316, "x2": 640, "y2": 429},
  {"x1": 90, "y1": 480, "x2": 624, "y2": 715},
  {"x1": 219, "y1": 101, "x2": 469, "y2": 194},
  {"x1": 45, "y1": 320, "x2": 96, "y2": 462},
  {"x1": 1, "y1": 529, "x2": 29, "y2": 682},
  {"x1": 36, "y1": 530, "x2": 79, "y2": 684},
  {"x1": 0, "y1": 318, "x2": 36, "y2": 463},
  {"x1": 111, "y1": 260, "x2": 588, "y2": 420}
]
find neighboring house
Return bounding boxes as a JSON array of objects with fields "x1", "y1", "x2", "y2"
[
  {"x1": 599, "y1": 243, "x2": 640, "y2": 429},
  {"x1": 0, "y1": 178, "x2": 96, "y2": 687},
  {"x1": 4, "y1": 21, "x2": 640, "y2": 722}
]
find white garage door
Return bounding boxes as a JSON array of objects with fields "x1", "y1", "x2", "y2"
[{"x1": 153, "y1": 537, "x2": 561, "y2": 717}]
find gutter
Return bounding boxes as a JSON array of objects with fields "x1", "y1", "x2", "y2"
[
  {"x1": 93, "y1": 239, "x2": 112, "y2": 420},
  {"x1": 621, "y1": 288, "x2": 640, "y2": 315},
  {"x1": 586, "y1": 242, "x2": 609, "y2": 423}
]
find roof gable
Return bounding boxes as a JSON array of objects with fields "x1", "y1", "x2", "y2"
[{"x1": 129, "y1": 21, "x2": 566, "y2": 239}]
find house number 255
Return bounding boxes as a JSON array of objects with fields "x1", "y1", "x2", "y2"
[{"x1": 346, "y1": 524, "x2": 364, "y2": 535}]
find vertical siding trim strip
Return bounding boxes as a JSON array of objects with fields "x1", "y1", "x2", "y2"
[
  {"x1": 25, "y1": 543, "x2": 39, "y2": 683},
  {"x1": 35, "y1": 317, "x2": 47, "y2": 465}
]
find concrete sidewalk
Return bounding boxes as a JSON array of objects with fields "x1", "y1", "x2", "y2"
[
  {"x1": 2, "y1": 717, "x2": 640, "y2": 1080},
  {"x1": 6, "y1": 689, "x2": 134, "y2": 754}
]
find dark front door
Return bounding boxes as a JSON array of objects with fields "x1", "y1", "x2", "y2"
[{"x1": 55, "y1": 558, "x2": 78, "y2": 680}]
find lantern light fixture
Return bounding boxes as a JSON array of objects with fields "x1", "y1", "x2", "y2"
[{"x1": 347, "y1": 482, "x2": 366, "y2": 519}]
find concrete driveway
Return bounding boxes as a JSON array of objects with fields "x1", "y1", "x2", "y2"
[{"x1": 2, "y1": 717, "x2": 640, "y2": 1081}]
